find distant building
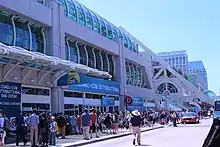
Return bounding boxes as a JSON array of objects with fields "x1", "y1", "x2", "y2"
[
  {"x1": 188, "y1": 61, "x2": 208, "y2": 91},
  {"x1": 158, "y1": 50, "x2": 188, "y2": 75}
]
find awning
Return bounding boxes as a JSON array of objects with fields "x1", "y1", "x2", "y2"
[{"x1": 0, "y1": 43, "x2": 112, "y2": 84}]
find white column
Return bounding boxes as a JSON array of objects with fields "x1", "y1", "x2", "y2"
[
  {"x1": 112, "y1": 56, "x2": 116, "y2": 77},
  {"x1": 92, "y1": 48, "x2": 96, "y2": 68},
  {"x1": 106, "y1": 53, "x2": 110, "y2": 72},
  {"x1": 51, "y1": 87, "x2": 64, "y2": 113},
  {"x1": 41, "y1": 28, "x2": 46, "y2": 54},
  {"x1": 76, "y1": 41, "x2": 80, "y2": 64},
  {"x1": 99, "y1": 51, "x2": 103, "y2": 71},
  {"x1": 27, "y1": 22, "x2": 32, "y2": 51},
  {"x1": 84, "y1": 45, "x2": 89, "y2": 66},
  {"x1": 65, "y1": 38, "x2": 71, "y2": 60},
  {"x1": 11, "y1": 16, "x2": 16, "y2": 46}
]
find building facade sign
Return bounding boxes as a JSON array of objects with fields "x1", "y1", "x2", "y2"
[
  {"x1": 102, "y1": 96, "x2": 115, "y2": 106},
  {"x1": 127, "y1": 97, "x2": 144, "y2": 111},
  {"x1": 0, "y1": 82, "x2": 21, "y2": 117},
  {"x1": 58, "y1": 72, "x2": 120, "y2": 95}
]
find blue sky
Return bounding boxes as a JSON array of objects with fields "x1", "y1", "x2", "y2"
[{"x1": 78, "y1": 0, "x2": 220, "y2": 94}]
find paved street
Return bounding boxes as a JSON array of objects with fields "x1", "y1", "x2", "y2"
[{"x1": 82, "y1": 119, "x2": 212, "y2": 147}]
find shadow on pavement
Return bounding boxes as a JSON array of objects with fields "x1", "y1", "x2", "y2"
[{"x1": 136, "y1": 144, "x2": 151, "y2": 146}]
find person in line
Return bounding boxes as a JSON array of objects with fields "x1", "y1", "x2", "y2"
[
  {"x1": 49, "y1": 116, "x2": 58, "y2": 146},
  {"x1": 29, "y1": 110, "x2": 40, "y2": 147},
  {"x1": 15, "y1": 110, "x2": 27, "y2": 146},
  {"x1": 76, "y1": 113, "x2": 82, "y2": 135},
  {"x1": 39, "y1": 113, "x2": 49, "y2": 147},
  {"x1": 130, "y1": 110, "x2": 142, "y2": 146},
  {"x1": 0, "y1": 110, "x2": 5, "y2": 146},
  {"x1": 70, "y1": 113, "x2": 77, "y2": 135},
  {"x1": 82, "y1": 109, "x2": 90, "y2": 140},
  {"x1": 56, "y1": 113, "x2": 66, "y2": 139},
  {"x1": 111, "y1": 112, "x2": 118, "y2": 134},
  {"x1": 172, "y1": 111, "x2": 178, "y2": 127},
  {"x1": 90, "y1": 109, "x2": 99, "y2": 138}
]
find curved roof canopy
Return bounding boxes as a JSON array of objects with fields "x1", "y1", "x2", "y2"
[
  {"x1": 59, "y1": 0, "x2": 138, "y2": 52},
  {"x1": 0, "y1": 42, "x2": 112, "y2": 79}
]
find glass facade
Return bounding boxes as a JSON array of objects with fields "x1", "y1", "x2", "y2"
[
  {"x1": 125, "y1": 62, "x2": 144, "y2": 87},
  {"x1": 58, "y1": 0, "x2": 138, "y2": 53},
  {"x1": 157, "y1": 83, "x2": 178, "y2": 95},
  {"x1": 86, "y1": 46, "x2": 95, "y2": 68},
  {"x1": 0, "y1": 13, "x2": 13, "y2": 46},
  {"x1": 0, "y1": 12, "x2": 45, "y2": 53},
  {"x1": 65, "y1": 38, "x2": 115, "y2": 78},
  {"x1": 67, "y1": 39, "x2": 78, "y2": 63}
]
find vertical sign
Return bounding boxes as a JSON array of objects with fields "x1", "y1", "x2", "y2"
[{"x1": 0, "y1": 82, "x2": 21, "y2": 117}]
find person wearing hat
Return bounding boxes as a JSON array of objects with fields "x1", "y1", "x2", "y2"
[{"x1": 130, "y1": 110, "x2": 142, "y2": 145}]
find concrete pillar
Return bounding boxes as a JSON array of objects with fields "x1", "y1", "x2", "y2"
[
  {"x1": 48, "y1": 1, "x2": 66, "y2": 59},
  {"x1": 51, "y1": 87, "x2": 64, "y2": 113},
  {"x1": 115, "y1": 39, "x2": 126, "y2": 111}
]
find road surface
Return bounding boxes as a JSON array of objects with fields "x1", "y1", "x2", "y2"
[{"x1": 82, "y1": 119, "x2": 212, "y2": 147}]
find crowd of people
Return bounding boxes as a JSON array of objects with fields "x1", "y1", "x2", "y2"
[{"x1": 0, "y1": 108, "x2": 205, "y2": 146}]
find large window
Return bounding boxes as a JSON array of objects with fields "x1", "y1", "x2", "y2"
[
  {"x1": 102, "y1": 52, "x2": 108, "y2": 72},
  {"x1": 0, "y1": 13, "x2": 13, "y2": 46},
  {"x1": 86, "y1": 93, "x2": 102, "y2": 99},
  {"x1": 105, "y1": 21, "x2": 113, "y2": 39},
  {"x1": 77, "y1": 43, "x2": 87, "y2": 65},
  {"x1": 64, "y1": 91, "x2": 83, "y2": 98},
  {"x1": 31, "y1": 25, "x2": 44, "y2": 53},
  {"x1": 126, "y1": 63, "x2": 130, "y2": 84},
  {"x1": 22, "y1": 87, "x2": 50, "y2": 96},
  {"x1": 65, "y1": 40, "x2": 69, "y2": 60},
  {"x1": 87, "y1": 46, "x2": 95, "y2": 68},
  {"x1": 85, "y1": 11, "x2": 93, "y2": 29},
  {"x1": 94, "y1": 49, "x2": 102, "y2": 70},
  {"x1": 122, "y1": 33, "x2": 128, "y2": 48},
  {"x1": 68, "y1": 40, "x2": 78, "y2": 63},
  {"x1": 92, "y1": 14, "x2": 100, "y2": 33},
  {"x1": 134, "y1": 66, "x2": 139, "y2": 86},
  {"x1": 108, "y1": 54, "x2": 114, "y2": 77},
  {"x1": 99, "y1": 19, "x2": 107, "y2": 36},
  {"x1": 67, "y1": 0, "x2": 77, "y2": 21},
  {"x1": 15, "y1": 20, "x2": 30, "y2": 50},
  {"x1": 75, "y1": 4, "x2": 86, "y2": 26},
  {"x1": 126, "y1": 62, "x2": 144, "y2": 87},
  {"x1": 112, "y1": 27, "x2": 118, "y2": 39}
]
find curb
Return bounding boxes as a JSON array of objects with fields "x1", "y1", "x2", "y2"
[{"x1": 64, "y1": 126, "x2": 165, "y2": 147}]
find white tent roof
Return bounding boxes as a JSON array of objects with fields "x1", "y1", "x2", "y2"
[{"x1": 0, "y1": 43, "x2": 112, "y2": 79}]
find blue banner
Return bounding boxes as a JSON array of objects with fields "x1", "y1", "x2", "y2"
[
  {"x1": 127, "y1": 97, "x2": 144, "y2": 111},
  {"x1": 102, "y1": 96, "x2": 115, "y2": 106},
  {"x1": 58, "y1": 72, "x2": 120, "y2": 95},
  {"x1": 0, "y1": 82, "x2": 21, "y2": 117}
]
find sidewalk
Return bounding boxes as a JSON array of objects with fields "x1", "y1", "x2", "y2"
[{"x1": 6, "y1": 125, "x2": 165, "y2": 147}]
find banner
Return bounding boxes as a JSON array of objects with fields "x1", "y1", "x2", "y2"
[
  {"x1": 0, "y1": 82, "x2": 21, "y2": 117},
  {"x1": 58, "y1": 72, "x2": 120, "y2": 95}
]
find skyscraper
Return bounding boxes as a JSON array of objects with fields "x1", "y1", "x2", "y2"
[
  {"x1": 188, "y1": 61, "x2": 208, "y2": 92},
  {"x1": 158, "y1": 50, "x2": 188, "y2": 75}
]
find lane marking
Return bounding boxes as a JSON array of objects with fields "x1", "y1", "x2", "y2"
[{"x1": 159, "y1": 141, "x2": 169, "y2": 147}]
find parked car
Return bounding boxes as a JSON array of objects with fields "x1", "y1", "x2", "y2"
[{"x1": 181, "y1": 112, "x2": 200, "y2": 124}]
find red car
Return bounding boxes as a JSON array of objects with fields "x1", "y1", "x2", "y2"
[{"x1": 181, "y1": 112, "x2": 200, "y2": 124}]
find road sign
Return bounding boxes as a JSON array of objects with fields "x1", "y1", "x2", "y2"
[{"x1": 125, "y1": 96, "x2": 133, "y2": 105}]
